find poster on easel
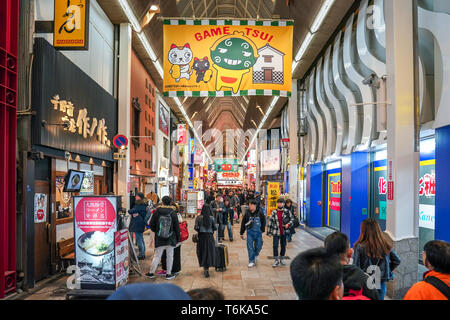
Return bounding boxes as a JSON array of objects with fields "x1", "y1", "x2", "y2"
[{"x1": 187, "y1": 191, "x2": 198, "y2": 216}]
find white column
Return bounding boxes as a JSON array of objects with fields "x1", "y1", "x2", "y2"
[
  {"x1": 288, "y1": 79, "x2": 299, "y2": 202},
  {"x1": 117, "y1": 23, "x2": 132, "y2": 210},
  {"x1": 385, "y1": 0, "x2": 419, "y2": 240},
  {"x1": 385, "y1": 0, "x2": 420, "y2": 299}
]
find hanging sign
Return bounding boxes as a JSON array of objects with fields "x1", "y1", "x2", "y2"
[
  {"x1": 267, "y1": 182, "x2": 280, "y2": 216},
  {"x1": 177, "y1": 124, "x2": 188, "y2": 145},
  {"x1": 54, "y1": 0, "x2": 90, "y2": 50},
  {"x1": 163, "y1": 19, "x2": 293, "y2": 97}
]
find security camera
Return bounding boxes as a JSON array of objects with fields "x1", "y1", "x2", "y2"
[
  {"x1": 362, "y1": 73, "x2": 380, "y2": 88},
  {"x1": 64, "y1": 151, "x2": 71, "y2": 160}
]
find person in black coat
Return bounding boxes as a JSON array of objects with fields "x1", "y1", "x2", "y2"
[
  {"x1": 146, "y1": 196, "x2": 181, "y2": 280},
  {"x1": 128, "y1": 192, "x2": 147, "y2": 259},
  {"x1": 195, "y1": 199, "x2": 217, "y2": 278},
  {"x1": 222, "y1": 198, "x2": 234, "y2": 242}
]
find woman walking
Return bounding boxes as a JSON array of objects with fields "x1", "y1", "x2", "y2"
[
  {"x1": 194, "y1": 198, "x2": 217, "y2": 278},
  {"x1": 353, "y1": 218, "x2": 401, "y2": 300}
]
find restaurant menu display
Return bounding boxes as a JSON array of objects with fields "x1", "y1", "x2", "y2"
[
  {"x1": 115, "y1": 229, "x2": 129, "y2": 288},
  {"x1": 73, "y1": 196, "x2": 118, "y2": 290},
  {"x1": 34, "y1": 193, "x2": 47, "y2": 223}
]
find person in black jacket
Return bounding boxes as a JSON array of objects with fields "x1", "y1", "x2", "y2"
[
  {"x1": 128, "y1": 192, "x2": 147, "y2": 260},
  {"x1": 195, "y1": 198, "x2": 217, "y2": 278},
  {"x1": 324, "y1": 231, "x2": 380, "y2": 300},
  {"x1": 222, "y1": 198, "x2": 234, "y2": 242},
  {"x1": 353, "y1": 219, "x2": 401, "y2": 300},
  {"x1": 240, "y1": 200, "x2": 266, "y2": 268},
  {"x1": 146, "y1": 196, "x2": 181, "y2": 280}
]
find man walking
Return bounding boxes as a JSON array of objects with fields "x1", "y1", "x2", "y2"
[
  {"x1": 146, "y1": 196, "x2": 181, "y2": 280},
  {"x1": 128, "y1": 192, "x2": 147, "y2": 260},
  {"x1": 266, "y1": 198, "x2": 294, "y2": 267},
  {"x1": 211, "y1": 194, "x2": 225, "y2": 242},
  {"x1": 240, "y1": 200, "x2": 266, "y2": 267}
]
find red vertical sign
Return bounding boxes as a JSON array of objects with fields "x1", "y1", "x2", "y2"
[{"x1": 387, "y1": 181, "x2": 394, "y2": 201}]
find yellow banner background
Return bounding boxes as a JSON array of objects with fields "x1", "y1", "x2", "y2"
[
  {"x1": 163, "y1": 22, "x2": 293, "y2": 95},
  {"x1": 54, "y1": 0, "x2": 88, "y2": 49}
]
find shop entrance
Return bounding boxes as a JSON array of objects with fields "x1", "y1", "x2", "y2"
[
  {"x1": 324, "y1": 169, "x2": 341, "y2": 231},
  {"x1": 34, "y1": 180, "x2": 51, "y2": 282}
]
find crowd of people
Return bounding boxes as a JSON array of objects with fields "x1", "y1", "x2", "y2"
[{"x1": 125, "y1": 189, "x2": 450, "y2": 300}]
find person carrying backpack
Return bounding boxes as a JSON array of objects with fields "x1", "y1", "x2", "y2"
[
  {"x1": 404, "y1": 240, "x2": 450, "y2": 300},
  {"x1": 353, "y1": 219, "x2": 401, "y2": 300},
  {"x1": 146, "y1": 196, "x2": 181, "y2": 280}
]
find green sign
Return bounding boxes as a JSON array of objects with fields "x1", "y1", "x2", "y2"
[{"x1": 214, "y1": 158, "x2": 239, "y2": 172}]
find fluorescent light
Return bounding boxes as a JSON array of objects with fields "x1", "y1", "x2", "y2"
[
  {"x1": 150, "y1": 4, "x2": 159, "y2": 11},
  {"x1": 310, "y1": 0, "x2": 335, "y2": 33},
  {"x1": 117, "y1": 0, "x2": 141, "y2": 32}
]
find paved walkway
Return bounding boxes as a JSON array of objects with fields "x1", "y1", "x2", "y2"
[{"x1": 23, "y1": 217, "x2": 323, "y2": 300}]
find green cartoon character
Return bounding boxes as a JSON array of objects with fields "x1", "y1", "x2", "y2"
[{"x1": 210, "y1": 31, "x2": 258, "y2": 93}]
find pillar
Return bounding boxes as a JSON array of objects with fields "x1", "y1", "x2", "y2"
[
  {"x1": 117, "y1": 23, "x2": 132, "y2": 211},
  {"x1": 385, "y1": 0, "x2": 420, "y2": 299},
  {"x1": 288, "y1": 79, "x2": 299, "y2": 204}
]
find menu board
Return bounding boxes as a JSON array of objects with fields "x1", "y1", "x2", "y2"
[
  {"x1": 115, "y1": 229, "x2": 129, "y2": 288},
  {"x1": 187, "y1": 192, "x2": 198, "y2": 215},
  {"x1": 73, "y1": 196, "x2": 118, "y2": 290},
  {"x1": 80, "y1": 171, "x2": 95, "y2": 195}
]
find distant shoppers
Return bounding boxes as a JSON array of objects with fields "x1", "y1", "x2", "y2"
[
  {"x1": 290, "y1": 247, "x2": 344, "y2": 300},
  {"x1": 108, "y1": 283, "x2": 191, "y2": 300},
  {"x1": 240, "y1": 199, "x2": 266, "y2": 268},
  {"x1": 404, "y1": 240, "x2": 450, "y2": 300},
  {"x1": 266, "y1": 198, "x2": 294, "y2": 267},
  {"x1": 195, "y1": 199, "x2": 217, "y2": 278},
  {"x1": 324, "y1": 231, "x2": 380, "y2": 300},
  {"x1": 353, "y1": 218, "x2": 401, "y2": 300},
  {"x1": 128, "y1": 192, "x2": 147, "y2": 260},
  {"x1": 285, "y1": 199, "x2": 297, "y2": 242},
  {"x1": 159, "y1": 201, "x2": 184, "y2": 276},
  {"x1": 146, "y1": 196, "x2": 181, "y2": 280},
  {"x1": 187, "y1": 287, "x2": 225, "y2": 300},
  {"x1": 222, "y1": 198, "x2": 234, "y2": 242}
]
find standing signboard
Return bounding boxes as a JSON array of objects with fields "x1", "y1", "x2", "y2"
[
  {"x1": 187, "y1": 192, "x2": 198, "y2": 216},
  {"x1": 267, "y1": 182, "x2": 280, "y2": 216},
  {"x1": 73, "y1": 196, "x2": 119, "y2": 290},
  {"x1": 114, "y1": 229, "x2": 129, "y2": 288}
]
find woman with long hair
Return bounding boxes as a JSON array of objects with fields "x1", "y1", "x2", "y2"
[
  {"x1": 353, "y1": 219, "x2": 401, "y2": 300},
  {"x1": 194, "y1": 196, "x2": 217, "y2": 278}
]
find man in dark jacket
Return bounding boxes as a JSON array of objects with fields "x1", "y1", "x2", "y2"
[
  {"x1": 222, "y1": 198, "x2": 234, "y2": 242},
  {"x1": 324, "y1": 232, "x2": 379, "y2": 300},
  {"x1": 146, "y1": 196, "x2": 181, "y2": 280},
  {"x1": 210, "y1": 194, "x2": 225, "y2": 241},
  {"x1": 128, "y1": 192, "x2": 147, "y2": 260},
  {"x1": 240, "y1": 200, "x2": 266, "y2": 267}
]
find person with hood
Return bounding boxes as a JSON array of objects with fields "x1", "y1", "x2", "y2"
[
  {"x1": 146, "y1": 196, "x2": 181, "y2": 280},
  {"x1": 194, "y1": 197, "x2": 217, "y2": 278},
  {"x1": 128, "y1": 192, "x2": 147, "y2": 260},
  {"x1": 285, "y1": 199, "x2": 297, "y2": 243},
  {"x1": 324, "y1": 231, "x2": 379, "y2": 300},
  {"x1": 353, "y1": 218, "x2": 401, "y2": 300},
  {"x1": 240, "y1": 199, "x2": 266, "y2": 267}
]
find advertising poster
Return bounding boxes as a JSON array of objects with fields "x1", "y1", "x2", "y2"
[
  {"x1": 80, "y1": 170, "x2": 94, "y2": 195},
  {"x1": 187, "y1": 192, "x2": 198, "y2": 215},
  {"x1": 34, "y1": 193, "x2": 47, "y2": 223},
  {"x1": 114, "y1": 229, "x2": 129, "y2": 288},
  {"x1": 73, "y1": 196, "x2": 118, "y2": 290},
  {"x1": 267, "y1": 182, "x2": 280, "y2": 216},
  {"x1": 217, "y1": 168, "x2": 243, "y2": 186},
  {"x1": 159, "y1": 103, "x2": 169, "y2": 136},
  {"x1": 53, "y1": 0, "x2": 89, "y2": 50},
  {"x1": 198, "y1": 191, "x2": 204, "y2": 210},
  {"x1": 214, "y1": 158, "x2": 239, "y2": 172},
  {"x1": 327, "y1": 172, "x2": 341, "y2": 230},
  {"x1": 261, "y1": 149, "x2": 280, "y2": 172},
  {"x1": 163, "y1": 19, "x2": 293, "y2": 97},
  {"x1": 194, "y1": 147, "x2": 203, "y2": 164},
  {"x1": 177, "y1": 124, "x2": 188, "y2": 145},
  {"x1": 419, "y1": 158, "x2": 435, "y2": 257},
  {"x1": 372, "y1": 160, "x2": 387, "y2": 231}
]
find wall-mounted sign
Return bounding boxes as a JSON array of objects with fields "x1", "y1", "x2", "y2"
[
  {"x1": 261, "y1": 149, "x2": 280, "y2": 172},
  {"x1": 159, "y1": 103, "x2": 169, "y2": 136},
  {"x1": 34, "y1": 193, "x2": 47, "y2": 223},
  {"x1": 214, "y1": 158, "x2": 239, "y2": 172},
  {"x1": 80, "y1": 170, "x2": 94, "y2": 195},
  {"x1": 177, "y1": 124, "x2": 188, "y2": 145},
  {"x1": 163, "y1": 19, "x2": 293, "y2": 97},
  {"x1": 54, "y1": 0, "x2": 89, "y2": 50}
]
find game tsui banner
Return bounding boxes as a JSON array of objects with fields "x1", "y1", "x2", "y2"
[{"x1": 163, "y1": 19, "x2": 293, "y2": 98}]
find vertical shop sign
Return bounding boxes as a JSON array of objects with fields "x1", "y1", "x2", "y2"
[
  {"x1": 34, "y1": 193, "x2": 47, "y2": 223},
  {"x1": 267, "y1": 182, "x2": 280, "y2": 216},
  {"x1": 114, "y1": 229, "x2": 129, "y2": 288},
  {"x1": 177, "y1": 124, "x2": 187, "y2": 145},
  {"x1": 327, "y1": 173, "x2": 341, "y2": 229},
  {"x1": 54, "y1": 0, "x2": 90, "y2": 50}
]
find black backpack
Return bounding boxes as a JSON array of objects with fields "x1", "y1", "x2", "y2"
[{"x1": 158, "y1": 214, "x2": 173, "y2": 239}]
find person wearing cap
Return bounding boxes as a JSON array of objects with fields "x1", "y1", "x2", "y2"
[
  {"x1": 128, "y1": 192, "x2": 147, "y2": 260},
  {"x1": 266, "y1": 198, "x2": 294, "y2": 267}
]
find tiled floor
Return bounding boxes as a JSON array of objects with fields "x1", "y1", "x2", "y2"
[{"x1": 23, "y1": 217, "x2": 323, "y2": 300}]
